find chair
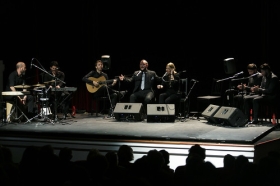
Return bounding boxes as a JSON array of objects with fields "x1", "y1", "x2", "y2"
[
  {"x1": 259, "y1": 80, "x2": 280, "y2": 125},
  {"x1": 197, "y1": 78, "x2": 224, "y2": 115},
  {"x1": 91, "y1": 96, "x2": 110, "y2": 117}
]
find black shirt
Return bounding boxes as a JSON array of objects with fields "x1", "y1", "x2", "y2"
[{"x1": 5, "y1": 70, "x2": 26, "y2": 91}]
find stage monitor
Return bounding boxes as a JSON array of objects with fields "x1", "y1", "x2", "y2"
[
  {"x1": 113, "y1": 103, "x2": 144, "y2": 121},
  {"x1": 147, "y1": 104, "x2": 175, "y2": 122}
]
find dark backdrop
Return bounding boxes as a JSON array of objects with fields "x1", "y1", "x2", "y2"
[{"x1": 1, "y1": 0, "x2": 280, "y2": 112}]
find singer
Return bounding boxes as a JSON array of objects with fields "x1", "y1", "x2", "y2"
[
  {"x1": 156, "y1": 62, "x2": 180, "y2": 104},
  {"x1": 118, "y1": 59, "x2": 161, "y2": 116},
  {"x1": 233, "y1": 63, "x2": 262, "y2": 112}
]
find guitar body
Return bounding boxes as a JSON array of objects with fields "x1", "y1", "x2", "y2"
[{"x1": 86, "y1": 76, "x2": 115, "y2": 93}]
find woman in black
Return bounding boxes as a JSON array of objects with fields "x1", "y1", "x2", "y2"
[{"x1": 157, "y1": 62, "x2": 180, "y2": 104}]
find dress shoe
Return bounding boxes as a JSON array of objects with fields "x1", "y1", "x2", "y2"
[{"x1": 248, "y1": 120, "x2": 259, "y2": 124}]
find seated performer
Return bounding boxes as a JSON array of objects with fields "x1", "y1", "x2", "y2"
[
  {"x1": 119, "y1": 59, "x2": 161, "y2": 114},
  {"x1": 157, "y1": 62, "x2": 180, "y2": 104},
  {"x1": 82, "y1": 59, "x2": 126, "y2": 117},
  {"x1": 43, "y1": 61, "x2": 74, "y2": 119},
  {"x1": 233, "y1": 63, "x2": 262, "y2": 112},
  {"x1": 244, "y1": 63, "x2": 279, "y2": 124},
  {"x1": 4, "y1": 61, "x2": 35, "y2": 120}
]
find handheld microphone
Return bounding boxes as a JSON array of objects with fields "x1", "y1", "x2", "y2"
[
  {"x1": 30, "y1": 58, "x2": 34, "y2": 69},
  {"x1": 234, "y1": 71, "x2": 243, "y2": 77},
  {"x1": 163, "y1": 72, "x2": 168, "y2": 77},
  {"x1": 191, "y1": 79, "x2": 199, "y2": 82}
]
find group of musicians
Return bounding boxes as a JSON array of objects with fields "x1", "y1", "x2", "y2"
[
  {"x1": 3, "y1": 59, "x2": 279, "y2": 125},
  {"x1": 3, "y1": 61, "x2": 74, "y2": 121}
]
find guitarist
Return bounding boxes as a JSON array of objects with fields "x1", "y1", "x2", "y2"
[
  {"x1": 82, "y1": 60, "x2": 125, "y2": 117},
  {"x1": 233, "y1": 63, "x2": 262, "y2": 112}
]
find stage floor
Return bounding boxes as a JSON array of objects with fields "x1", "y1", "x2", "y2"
[{"x1": 0, "y1": 112, "x2": 278, "y2": 145}]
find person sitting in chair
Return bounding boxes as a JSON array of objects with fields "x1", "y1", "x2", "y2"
[
  {"x1": 82, "y1": 60, "x2": 126, "y2": 117},
  {"x1": 119, "y1": 59, "x2": 161, "y2": 115},
  {"x1": 157, "y1": 62, "x2": 180, "y2": 104},
  {"x1": 4, "y1": 61, "x2": 35, "y2": 120},
  {"x1": 244, "y1": 63, "x2": 279, "y2": 124}
]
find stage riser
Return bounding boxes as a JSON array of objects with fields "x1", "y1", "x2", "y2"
[{"x1": 0, "y1": 136, "x2": 255, "y2": 169}]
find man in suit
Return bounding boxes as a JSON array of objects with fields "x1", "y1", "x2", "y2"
[{"x1": 119, "y1": 59, "x2": 160, "y2": 113}]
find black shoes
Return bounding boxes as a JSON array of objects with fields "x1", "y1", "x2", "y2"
[{"x1": 248, "y1": 120, "x2": 259, "y2": 124}]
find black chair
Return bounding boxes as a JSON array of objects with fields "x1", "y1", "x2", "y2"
[{"x1": 196, "y1": 78, "x2": 224, "y2": 115}]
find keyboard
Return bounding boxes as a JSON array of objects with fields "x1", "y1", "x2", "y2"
[{"x1": 51, "y1": 87, "x2": 77, "y2": 92}]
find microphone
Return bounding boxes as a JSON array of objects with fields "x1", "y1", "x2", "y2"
[
  {"x1": 191, "y1": 79, "x2": 199, "y2": 82},
  {"x1": 234, "y1": 71, "x2": 243, "y2": 77},
  {"x1": 163, "y1": 72, "x2": 168, "y2": 77},
  {"x1": 30, "y1": 58, "x2": 34, "y2": 69},
  {"x1": 249, "y1": 72, "x2": 259, "y2": 77},
  {"x1": 136, "y1": 71, "x2": 141, "y2": 76}
]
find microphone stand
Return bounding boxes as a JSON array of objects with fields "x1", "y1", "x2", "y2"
[
  {"x1": 31, "y1": 63, "x2": 66, "y2": 124},
  {"x1": 181, "y1": 80, "x2": 199, "y2": 122},
  {"x1": 217, "y1": 73, "x2": 243, "y2": 106}
]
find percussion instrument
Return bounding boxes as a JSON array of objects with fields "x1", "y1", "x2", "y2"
[
  {"x1": 32, "y1": 83, "x2": 46, "y2": 87},
  {"x1": 14, "y1": 85, "x2": 31, "y2": 89},
  {"x1": 44, "y1": 80, "x2": 55, "y2": 84}
]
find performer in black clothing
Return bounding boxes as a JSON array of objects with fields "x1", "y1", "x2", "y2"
[
  {"x1": 43, "y1": 61, "x2": 73, "y2": 119},
  {"x1": 119, "y1": 59, "x2": 161, "y2": 111},
  {"x1": 4, "y1": 62, "x2": 35, "y2": 119},
  {"x1": 82, "y1": 60, "x2": 125, "y2": 117},
  {"x1": 157, "y1": 62, "x2": 180, "y2": 104},
  {"x1": 233, "y1": 63, "x2": 262, "y2": 111},
  {"x1": 244, "y1": 63, "x2": 279, "y2": 124}
]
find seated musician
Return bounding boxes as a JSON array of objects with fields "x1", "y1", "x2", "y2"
[
  {"x1": 82, "y1": 59, "x2": 126, "y2": 117},
  {"x1": 233, "y1": 63, "x2": 262, "y2": 112},
  {"x1": 244, "y1": 63, "x2": 279, "y2": 124},
  {"x1": 4, "y1": 61, "x2": 35, "y2": 119},
  {"x1": 156, "y1": 62, "x2": 180, "y2": 104},
  {"x1": 43, "y1": 61, "x2": 74, "y2": 119}
]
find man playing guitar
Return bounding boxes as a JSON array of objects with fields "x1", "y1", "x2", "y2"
[{"x1": 82, "y1": 60, "x2": 126, "y2": 117}]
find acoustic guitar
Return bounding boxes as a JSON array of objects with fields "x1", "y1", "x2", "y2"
[{"x1": 86, "y1": 76, "x2": 116, "y2": 93}]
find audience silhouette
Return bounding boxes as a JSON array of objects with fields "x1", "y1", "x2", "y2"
[{"x1": 1, "y1": 143, "x2": 280, "y2": 186}]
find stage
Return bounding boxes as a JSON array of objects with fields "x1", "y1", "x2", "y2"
[{"x1": 0, "y1": 113, "x2": 279, "y2": 170}]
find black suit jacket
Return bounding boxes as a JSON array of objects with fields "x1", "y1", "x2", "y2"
[{"x1": 125, "y1": 69, "x2": 160, "y2": 93}]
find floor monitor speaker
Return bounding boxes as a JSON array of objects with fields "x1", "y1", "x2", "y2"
[
  {"x1": 113, "y1": 103, "x2": 144, "y2": 121},
  {"x1": 213, "y1": 106, "x2": 247, "y2": 127},
  {"x1": 201, "y1": 104, "x2": 221, "y2": 124},
  {"x1": 147, "y1": 104, "x2": 175, "y2": 122}
]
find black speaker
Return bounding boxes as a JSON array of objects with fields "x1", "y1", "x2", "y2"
[
  {"x1": 147, "y1": 104, "x2": 175, "y2": 122},
  {"x1": 113, "y1": 103, "x2": 144, "y2": 121},
  {"x1": 213, "y1": 106, "x2": 247, "y2": 127},
  {"x1": 101, "y1": 55, "x2": 111, "y2": 70},
  {"x1": 224, "y1": 58, "x2": 236, "y2": 74},
  {"x1": 201, "y1": 104, "x2": 221, "y2": 124}
]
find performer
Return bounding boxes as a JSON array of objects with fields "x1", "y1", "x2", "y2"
[
  {"x1": 43, "y1": 61, "x2": 74, "y2": 119},
  {"x1": 4, "y1": 61, "x2": 35, "y2": 119},
  {"x1": 82, "y1": 60, "x2": 126, "y2": 117},
  {"x1": 244, "y1": 63, "x2": 279, "y2": 124},
  {"x1": 233, "y1": 63, "x2": 262, "y2": 111},
  {"x1": 119, "y1": 59, "x2": 161, "y2": 113},
  {"x1": 157, "y1": 62, "x2": 180, "y2": 104}
]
